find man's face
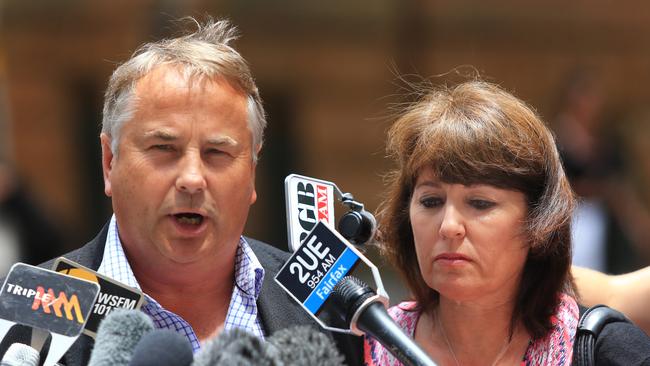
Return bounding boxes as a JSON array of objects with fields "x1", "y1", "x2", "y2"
[{"x1": 101, "y1": 66, "x2": 257, "y2": 266}]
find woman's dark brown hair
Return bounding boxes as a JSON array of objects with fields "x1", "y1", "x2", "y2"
[{"x1": 378, "y1": 80, "x2": 576, "y2": 340}]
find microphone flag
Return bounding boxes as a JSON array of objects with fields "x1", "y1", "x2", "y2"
[
  {"x1": 52, "y1": 257, "x2": 145, "y2": 339},
  {"x1": 0, "y1": 263, "x2": 100, "y2": 366},
  {"x1": 276, "y1": 221, "x2": 360, "y2": 316},
  {"x1": 284, "y1": 174, "x2": 337, "y2": 252}
]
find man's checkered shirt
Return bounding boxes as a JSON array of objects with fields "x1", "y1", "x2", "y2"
[{"x1": 97, "y1": 215, "x2": 265, "y2": 352}]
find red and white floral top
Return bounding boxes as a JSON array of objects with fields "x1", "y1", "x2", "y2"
[{"x1": 364, "y1": 293, "x2": 579, "y2": 366}]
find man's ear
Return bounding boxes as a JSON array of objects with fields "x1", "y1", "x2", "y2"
[
  {"x1": 249, "y1": 144, "x2": 262, "y2": 205},
  {"x1": 100, "y1": 133, "x2": 114, "y2": 197},
  {"x1": 255, "y1": 143, "x2": 263, "y2": 160}
]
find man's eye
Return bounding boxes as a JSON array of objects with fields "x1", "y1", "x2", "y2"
[
  {"x1": 205, "y1": 148, "x2": 226, "y2": 155},
  {"x1": 469, "y1": 199, "x2": 495, "y2": 210},
  {"x1": 420, "y1": 197, "x2": 443, "y2": 208},
  {"x1": 151, "y1": 144, "x2": 175, "y2": 151}
]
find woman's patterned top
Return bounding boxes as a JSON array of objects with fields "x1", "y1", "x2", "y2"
[{"x1": 364, "y1": 294, "x2": 579, "y2": 366}]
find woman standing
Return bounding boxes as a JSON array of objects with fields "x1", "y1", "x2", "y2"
[{"x1": 367, "y1": 81, "x2": 650, "y2": 365}]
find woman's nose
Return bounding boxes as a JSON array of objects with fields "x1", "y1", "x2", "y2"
[{"x1": 438, "y1": 205, "x2": 466, "y2": 239}]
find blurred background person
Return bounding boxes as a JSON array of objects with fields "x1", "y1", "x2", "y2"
[
  {"x1": 0, "y1": 41, "x2": 65, "y2": 275},
  {"x1": 573, "y1": 265, "x2": 650, "y2": 334},
  {"x1": 0, "y1": 159, "x2": 66, "y2": 276},
  {"x1": 554, "y1": 69, "x2": 650, "y2": 274},
  {"x1": 0, "y1": 161, "x2": 20, "y2": 275}
]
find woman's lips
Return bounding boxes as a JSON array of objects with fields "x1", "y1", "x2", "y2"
[{"x1": 434, "y1": 253, "x2": 471, "y2": 265}]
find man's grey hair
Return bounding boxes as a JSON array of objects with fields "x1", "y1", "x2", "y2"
[{"x1": 101, "y1": 17, "x2": 266, "y2": 162}]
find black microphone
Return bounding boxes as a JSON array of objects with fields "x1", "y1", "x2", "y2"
[
  {"x1": 0, "y1": 343, "x2": 39, "y2": 366},
  {"x1": 192, "y1": 328, "x2": 280, "y2": 366},
  {"x1": 331, "y1": 276, "x2": 436, "y2": 366},
  {"x1": 128, "y1": 329, "x2": 193, "y2": 366},
  {"x1": 87, "y1": 309, "x2": 154, "y2": 366},
  {"x1": 268, "y1": 325, "x2": 345, "y2": 366}
]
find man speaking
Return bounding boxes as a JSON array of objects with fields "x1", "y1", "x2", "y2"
[{"x1": 1, "y1": 17, "x2": 359, "y2": 365}]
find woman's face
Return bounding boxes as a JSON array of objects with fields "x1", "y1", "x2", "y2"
[{"x1": 409, "y1": 167, "x2": 530, "y2": 304}]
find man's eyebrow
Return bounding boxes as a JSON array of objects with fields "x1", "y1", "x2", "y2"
[
  {"x1": 206, "y1": 136, "x2": 238, "y2": 147},
  {"x1": 141, "y1": 131, "x2": 238, "y2": 147},
  {"x1": 143, "y1": 130, "x2": 177, "y2": 141}
]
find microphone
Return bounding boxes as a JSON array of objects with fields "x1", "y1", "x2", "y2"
[
  {"x1": 192, "y1": 328, "x2": 279, "y2": 366},
  {"x1": 87, "y1": 309, "x2": 154, "y2": 366},
  {"x1": 331, "y1": 276, "x2": 436, "y2": 366},
  {"x1": 52, "y1": 257, "x2": 146, "y2": 339},
  {"x1": 128, "y1": 329, "x2": 193, "y2": 366},
  {"x1": 268, "y1": 325, "x2": 345, "y2": 366},
  {"x1": 0, "y1": 263, "x2": 100, "y2": 366},
  {"x1": 337, "y1": 193, "x2": 377, "y2": 246},
  {"x1": 193, "y1": 326, "x2": 345, "y2": 366},
  {"x1": 0, "y1": 343, "x2": 39, "y2": 366}
]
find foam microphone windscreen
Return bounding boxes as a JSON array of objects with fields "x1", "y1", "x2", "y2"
[
  {"x1": 192, "y1": 328, "x2": 280, "y2": 366},
  {"x1": 87, "y1": 309, "x2": 154, "y2": 366},
  {"x1": 268, "y1": 326, "x2": 346, "y2": 366},
  {"x1": 0, "y1": 343, "x2": 40, "y2": 366},
  {"x1": 128, "y1": 329, "x2": 193, "y2": 366}
]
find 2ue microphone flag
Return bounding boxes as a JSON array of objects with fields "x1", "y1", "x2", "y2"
[{"x1": 275, "y1": 221, "x2": 360, "y2": 315}]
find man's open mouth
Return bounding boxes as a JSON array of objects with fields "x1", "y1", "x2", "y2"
[{"x1": 173, "y1": 213, "x2": 204, "y2": 225}]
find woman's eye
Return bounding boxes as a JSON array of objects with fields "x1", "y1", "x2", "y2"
[
  {"x1": 469, "y1": 199, "x2": 495, "y2": 210},
  {"x1": 420, "y1": 197, "x2": 443, "y2": 208}
]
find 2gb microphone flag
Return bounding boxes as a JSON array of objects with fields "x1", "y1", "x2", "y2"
[
  {"x1": 284, "y1": 174, "x2": 337, "y2": 252},
  {"x1": 275, "y1": 221, "x2": 360, "y2": 315}
]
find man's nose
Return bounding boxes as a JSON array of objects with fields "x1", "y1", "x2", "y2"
[
  {"x1": 175, "y1": 153, "x2": 207, "y2": 194},
  {"x1": 438, "y1": 205, "x2": 466, "y2": 239}
]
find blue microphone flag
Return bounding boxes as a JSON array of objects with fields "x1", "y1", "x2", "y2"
[{"x1": 275, "y1": 221, "x2": 360, "y2": 315}]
